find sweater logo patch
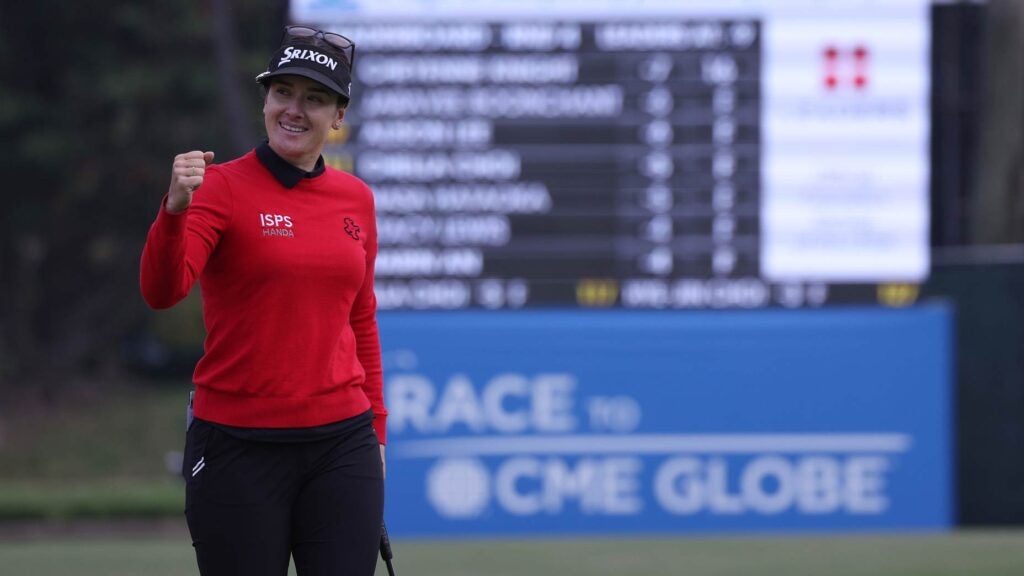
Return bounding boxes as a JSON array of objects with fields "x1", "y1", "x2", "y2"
[
  {"x1": 344, "y1": 217, "x2": 361, "y2": 240},
  {"x1": 260, "y1": 213, "x2": 295, "y2": 238}
]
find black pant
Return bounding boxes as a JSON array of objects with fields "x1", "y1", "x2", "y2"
[{"x1": 182, "y1": 416, "x2": 384, "y2": 576}]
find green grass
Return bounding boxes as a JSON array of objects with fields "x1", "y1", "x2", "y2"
[
  {"x1": 0, "y1": 538, "x2": 195, "y2": 576},
  {"x1": 0, "y1": 479, "x2": 183, "y2": 519},
  {"x1": 0, "y1": 381, "x2": 188, "y2": 482},
  {"x1": 1, "y1": 531, "x2": 1023, "y2": 576},
  {"x1": 0, "y1": 381, "x2": 188, "y2": 520}
]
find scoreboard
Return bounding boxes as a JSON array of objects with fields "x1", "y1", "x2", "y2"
[{"x1": 297, "y1": 0, "x2": 932, "y2": 309}]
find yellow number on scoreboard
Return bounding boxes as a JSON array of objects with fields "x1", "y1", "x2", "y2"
[{"x1": 576, "y1": 279, "x2": 619, "y2": 307}]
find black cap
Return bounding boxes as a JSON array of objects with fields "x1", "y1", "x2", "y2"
[{"x1": 256, "y1": 41, "x2": 352, "y2": 101}]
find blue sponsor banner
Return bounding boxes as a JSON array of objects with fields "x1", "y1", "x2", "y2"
[{"x1": 378, "y1": 306, "x2": 953, "y2": 537}]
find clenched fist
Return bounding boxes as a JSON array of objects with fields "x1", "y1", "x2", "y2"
[{"x1": 166, "y1": 150, "x2": 216, "y2": 214}]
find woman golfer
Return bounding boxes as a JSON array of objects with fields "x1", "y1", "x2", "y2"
[{"x1": 140, "y1": 26, "x2": 385, "y2": 576}]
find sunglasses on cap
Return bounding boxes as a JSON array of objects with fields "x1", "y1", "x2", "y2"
[{"x1": 283, "y1": 26, "x2": 356, "y2": 70}]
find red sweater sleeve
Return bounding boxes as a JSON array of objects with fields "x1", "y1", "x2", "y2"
[
  {"x1": 351, "y1": 190, "x2": 387, "y2": 444},
  {"x1": 140, "y1": 170, "x2": 233, "y2": 309}
]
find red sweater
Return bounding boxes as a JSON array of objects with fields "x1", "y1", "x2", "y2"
[{"x1": 140, "y1": 150, "x2": 386, "y2": 443}]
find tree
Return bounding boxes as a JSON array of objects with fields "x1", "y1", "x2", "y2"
[
  {"x1": 969, "y1": 0, "x2": 1024, "y2": 242},
  {"x1": 0, "y1": 0, "x2": 284, "y2": 389}
]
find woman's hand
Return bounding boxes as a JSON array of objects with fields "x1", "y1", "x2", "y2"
[{"x1": 166, "y1": 150, "x2": 215, "y2": 213}]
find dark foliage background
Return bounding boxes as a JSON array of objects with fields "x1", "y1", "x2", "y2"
[{"x1": 0, "y1": 1, "x2": 286, "y2": 390}]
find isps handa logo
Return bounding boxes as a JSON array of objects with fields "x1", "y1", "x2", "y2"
[
  {"x1": 260, "y1": 213, "x2": 294, "y2": 238},
  {"x1": 822, "y1": 44, "x2": 871, "y2": 91}
]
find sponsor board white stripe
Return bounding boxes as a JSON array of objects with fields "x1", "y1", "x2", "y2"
[{"x1": 396, "y1": 433, "x2": 912, "y2": 458}]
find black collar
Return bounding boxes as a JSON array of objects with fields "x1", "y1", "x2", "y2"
[{"x1": 255, "y1": 141, "x2": 326, "y2": 189}]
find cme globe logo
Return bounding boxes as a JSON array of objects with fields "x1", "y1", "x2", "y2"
[
  {"x1": 389, "y1": 368, "x2": 908, "y2": 522},
  {"x1": 427, "y1": 458, "x2": 491, "y2": 518}
]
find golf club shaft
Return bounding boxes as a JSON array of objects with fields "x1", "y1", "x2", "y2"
[{"x1": 380, "y1": 521, "x2": 396, "y2": 576}]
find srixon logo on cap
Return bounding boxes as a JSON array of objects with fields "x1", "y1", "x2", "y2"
[{"x1": 278, "y1": 46, "x2": 339, "y2": 70}]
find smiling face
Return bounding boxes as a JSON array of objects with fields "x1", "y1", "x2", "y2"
[{"x1": 263, "y1": 75, "x2": 346, "y2": 172}]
